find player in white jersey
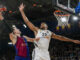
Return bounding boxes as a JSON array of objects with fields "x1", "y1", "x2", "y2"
[{"x1": 19, "y1": 3, "x2": 80, "y2": 60}]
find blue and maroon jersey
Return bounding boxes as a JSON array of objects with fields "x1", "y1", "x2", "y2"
[{"x1": 15, "y1": 36, "x2": 28, "y2": 57}]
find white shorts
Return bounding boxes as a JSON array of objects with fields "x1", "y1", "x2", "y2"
[{"x1": 32, "y1": 47, "x2": 50, "y2": 60}]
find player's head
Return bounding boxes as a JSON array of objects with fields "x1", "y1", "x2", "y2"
[
  {"x1": 12, "y1": 25, "x2": 21, "y2": 35},
  {"x1": 40, "y1": 22, "x2": 48, "y2": 30}
]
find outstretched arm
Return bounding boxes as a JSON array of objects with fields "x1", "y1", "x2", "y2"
[
  {"x1": 51, "y1": 33, "x2": 80, "y2": 44},
  {"x1": 23, "y1": 36, "x2": 40, "y2": 42},
  {"x1": 19, "y1": 3, "x2": 39, "y2": 32}
]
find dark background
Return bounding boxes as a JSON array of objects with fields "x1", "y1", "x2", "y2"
[{"x1": 0, "y1": 0, "x2": 80, "y2": 60}]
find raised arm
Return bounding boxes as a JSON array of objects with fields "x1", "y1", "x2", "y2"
[
  {"x1": 23, "y1": 36, "x2": 40, "y2": 42},
  {"x1": 19, "y1": 3, "x2": 39, "y2": 32},
  {"x1": 51, "y1": 33, "x2": 80, "y2": 44}
]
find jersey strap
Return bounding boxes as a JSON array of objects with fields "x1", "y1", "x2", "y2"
[
  {"x1": 23, "y1": 37, "x2": 30, "y2": 57},
  {"x1": 23, "y1": 37, "x2": 28, "y2": 46}
]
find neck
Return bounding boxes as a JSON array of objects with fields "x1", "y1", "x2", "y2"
[{"x1": 41, "y1": 28, "x2": 47, "y2": 30}]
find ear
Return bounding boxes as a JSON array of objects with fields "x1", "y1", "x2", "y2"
[{"x1": 13, "y1": 30, "x2": 16, "y2": 34}]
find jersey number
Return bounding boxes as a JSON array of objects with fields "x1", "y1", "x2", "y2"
[{"x1": 42, "y1": 33, "x2": 47, "y2": 36}]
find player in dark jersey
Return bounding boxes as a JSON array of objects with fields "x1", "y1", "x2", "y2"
[{"x1": 9, "y1": 25, "x2": 40, "y2": 60}]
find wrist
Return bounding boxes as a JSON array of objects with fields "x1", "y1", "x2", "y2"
[
  {"x1": 20, "y1": 10, "x2": 24, "y2": 12},
  {"x1": 70, "y1": 39, "x2": 73, "y2": 42}
]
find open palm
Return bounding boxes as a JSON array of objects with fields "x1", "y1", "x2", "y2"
[{"x1": 19, "y1": 3, "x2": 25, "y2": 11}]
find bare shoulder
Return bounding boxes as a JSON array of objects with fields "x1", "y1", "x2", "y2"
[
  {"x1": 47, "y1": 30, "x2": 54, "y2": 35},
  {"x1": 34, "y1": 28, "x2": 40, "y2": 36},
  {"x1": 34, "y1": 27, "x2": 40, "y2": 32},
  {"x1": 36, "y1": 27, "x2": 40, "y2": 31},
  {"x1": 51, "y1": 32, "x2": 56, "y2": 37}
]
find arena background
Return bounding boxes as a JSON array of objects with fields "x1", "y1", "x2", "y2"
[{"x1": 0, "y1": 0, "x2": 80, "y2": 60}]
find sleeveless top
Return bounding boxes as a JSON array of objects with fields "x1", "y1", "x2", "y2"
[
  {"x1": 15, "y1": 37, "x2": 28, "y2": 57},
  {"x1": 35, "y1": 29, "x2": 52, "y2": 50}
]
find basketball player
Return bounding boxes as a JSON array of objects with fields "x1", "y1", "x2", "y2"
[
  {"x1": 9, "y1": 25, "x2": 40, "y2": 60},
  {"x1": 19, "y1": 3, "x2": 80, "y2": 60},
  {"x1": 0, "y1": 9, "x2": 40, "y2": 60}
]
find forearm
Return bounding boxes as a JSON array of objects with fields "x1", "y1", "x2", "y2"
[
  {"x1": 59, "y1": 37, "x2": 80, "y2": 44},
  {"x1": 29, "y1": 38, "x2": 39, "y2": 42},
  {"x1": 20, "y1": 10, "x2": 38, "y2": 31},
  {"x1": 54, "y1": 35, "x2": 73, "y2": 42},
  {"x1": 59, "y1": 36, "x2": 73, "y2": 42},
  {"x1": 23, "y1": 36, "x2": 34, "y2": 42},
  {"x1": 23, "y1": 36, "x2": 39, "y2": 42},
  {"x1": 29, "y1": 38, "x2": 36, "y2": 42},
  {"x1": 52, "y1": 33, "x2": 80, "y2": 44},
  {"x1": 20, "y1": 10, "x2": 29, "y2": 22}
]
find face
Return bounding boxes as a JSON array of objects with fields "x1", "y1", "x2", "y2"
[
  {"x1": 13, "y1": 27, "x2": 21, "y2": 34},
  {"x1": 40, "y1": 22, "x2": 48, "y2": 30}
]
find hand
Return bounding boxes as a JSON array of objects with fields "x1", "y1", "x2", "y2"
[
  {"x1": 73, "y1": 40, "x2": 80, "y2": 44},
  {"x1": 19, "y1": 3, "x2": 25, "y2": 12},
  {"x1": 35, "y1": 37, "x2": 40, "y2": 41}
]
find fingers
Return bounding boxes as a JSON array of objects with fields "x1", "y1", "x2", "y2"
[
  {"x1": 20, "y1": 3, "x2": 25, "y2": 7},
  {"x1": 36, "y1": 37, "x2": 40, "y2": 41},
  {"x1": 19, "y1": 3, "x2": 25, "y2": 11}
]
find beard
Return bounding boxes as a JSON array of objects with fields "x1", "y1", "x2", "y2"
[{"x1": 40, "y1": 27, "x2": 48, "y2": 30}]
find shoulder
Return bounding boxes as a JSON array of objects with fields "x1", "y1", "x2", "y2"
[
  {"x1": 33, "y1": 27, "x2": 40, "y2": 32},
  {"x1": 35, "y1": 27, "x2": 40, "y2": 31},
  {"x1": 36, "y1": 29, "x2": 42, "y2": 32},
  {"x1": 47, "y1": 30, "x2": 52, "y2": 33}
]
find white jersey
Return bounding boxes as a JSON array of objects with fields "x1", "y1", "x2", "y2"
[
  {"x1": 34, "y1": 29, "x2": 52, "y2": 50},
  {"x1": 32, "y1": 29, "x2": 52, "y2": 60}
]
